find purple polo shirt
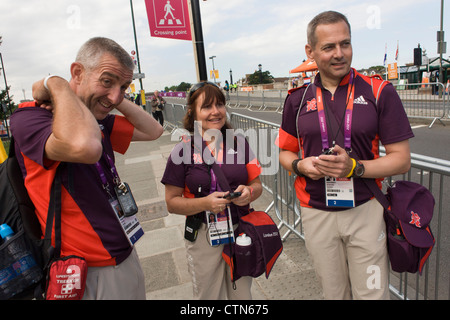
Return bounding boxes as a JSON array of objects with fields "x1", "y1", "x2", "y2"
[
  {"x1": 10, "y1": 103, "x2": 135, "y2": 266},
  {"x1": 161, "y1": 134, "x2": 262, "y2": 223},
  {"x1": 276, "y1": 69, "x2": 414, "y2": 210}
]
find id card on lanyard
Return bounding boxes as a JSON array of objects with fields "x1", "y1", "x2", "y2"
[
  {"x1": 95, "y1": 128, "x2": 144, "y2": 245},
  {"x1": 206, "y1": 165, "x2": 234, "y2": 246},
  {"x1": 316, "y1": 70, "x2": 356, "y2": 208}
]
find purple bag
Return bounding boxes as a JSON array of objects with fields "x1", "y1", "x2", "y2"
[
  {"x1": 208, "y1": 161, "x2": 282, "y2": 281},
  {"x1": 222, "y1": 209, "x2": 283, "y2": 281},
  {"x1": 366, "y1": 180, "x2": 435, "y2": 274}
]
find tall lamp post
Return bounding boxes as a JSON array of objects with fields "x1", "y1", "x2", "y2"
[
  {"x1": 437, "y1": 0, "x2": 446, "y2": 97},
  {"x1": 209, "y1": 55, "x2": 216, "y2": 83},
  {"x1": 258, "y1": 64, "x2": 262, "y2": 85},
  {"x1": 0, "y1": 36, "x2": 12, "y2": 137},
  {"x1": 130, "y1": 0, "x2": 143, "y2": 91},
  {"x1": 190, "y1": 0, "x2": 207, "y2": 82}
]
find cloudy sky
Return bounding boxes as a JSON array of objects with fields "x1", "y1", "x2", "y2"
[{"x1": 0, "y1": 0, "x2": 448, "y2": 103}]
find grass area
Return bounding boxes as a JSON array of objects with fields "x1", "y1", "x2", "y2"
[{"x1": 1, "y1": 138, "x2": 10, "y2": 155}]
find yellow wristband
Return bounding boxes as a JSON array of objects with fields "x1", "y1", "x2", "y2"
[{"x1": 346, "y1": 158, "x2": 357, "y2": 178}]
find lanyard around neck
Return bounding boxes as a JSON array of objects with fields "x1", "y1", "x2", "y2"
[
  {"x1": 95, "y1": 151, "x2": 120, "y2": 185},
  {"x1": 315, "y1": 70, "x2": 355, "y2": 152},
  {"x1": 94, "y1": 126, "x2": 121, "y2": 197},
  {"x1": 190, "y1": 134, "x2": 223, "y2": 193}
]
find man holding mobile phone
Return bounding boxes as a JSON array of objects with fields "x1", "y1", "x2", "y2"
[{"x1": 277, "y1": 11, "x2": 414, "y2": 299}]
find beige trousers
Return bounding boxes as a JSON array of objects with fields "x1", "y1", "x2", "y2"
[
  {"x1": 301, "y1": 198, "x2": 390, "y2": 300},
  {"x1": 185, "y1": 223, "x2": 253, "y2": 300},
  {"x1": 82, "y1": 248, "x2": 146, "y2": 300}
]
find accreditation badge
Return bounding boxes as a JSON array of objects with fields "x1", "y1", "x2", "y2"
[
  {"x1": 109, "y1": 198, "x2": 144, "y2": 245},
  {"x1": 206, "y1": 207, "x2": 235, "y2": 246},
  {"x1": 325, "y1": 177, "x2": 355, "y2": 208}
]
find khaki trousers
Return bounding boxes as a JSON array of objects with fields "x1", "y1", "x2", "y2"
[
  {"x1": 301, "y1": 198, "x2": 390, "y2": 300},
  {"x1": 82, "y1": 248, "x2": 146, "y2": 300},
  {"x1": 185, "y1": 223, "x2": 253, "y2": 300}
]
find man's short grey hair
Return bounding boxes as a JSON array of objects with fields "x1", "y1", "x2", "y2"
[
  {"x1": 75, "y1": 37, "x2": 135, "y2": 72},
  {"x1": 307, "y1": 11, "x2": 351, "y2": 48}
]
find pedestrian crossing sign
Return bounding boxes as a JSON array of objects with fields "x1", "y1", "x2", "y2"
[{"x1": 145, "y1": 0, "x2": 192, "y2": 41}]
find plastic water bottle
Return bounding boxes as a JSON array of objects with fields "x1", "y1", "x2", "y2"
[
  {"x1": 236, "y1": 233, "x2": 252, "y2": 247},
  {"x1": 235, "y1": 233, "x2": 253, "y2": 276},
  {"x1": 0, "y1": 224, "x2": 42, "y2": 299}
]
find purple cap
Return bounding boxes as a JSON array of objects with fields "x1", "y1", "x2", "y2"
[{"x1": 388, "y1": 181, "x2": 435, "y2": 248}]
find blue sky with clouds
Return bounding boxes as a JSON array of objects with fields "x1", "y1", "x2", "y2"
[{"x1": 0, "y1": 0, "x2": 448, "y2": 103}]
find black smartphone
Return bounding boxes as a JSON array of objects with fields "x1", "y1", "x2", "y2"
[
  {"x1": 223, "y1": 192, "x2": 242, "y2": 200},
  {"x1": 322, "y1": 147, "x2": 335, "y2": 155}
]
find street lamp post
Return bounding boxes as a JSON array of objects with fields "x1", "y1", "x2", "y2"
[
  {"x1": 0, "y1": 37, "x2": 12, "y2": 137},
  {"x1": 258, "y1": 64, "x2": 262, "y2": 85},
  {"x1": 130, "y1": 0, "x2": 143, "y2": 92},
  {"x1": 437, "y1": 0, "x2": 446, "y2": 97},
  {"x1": 209, "y1": 55, "x2": 216, "y2": 83},
  {"x1": 190, "y1": 0, "x2": 207, "y2": 82}
]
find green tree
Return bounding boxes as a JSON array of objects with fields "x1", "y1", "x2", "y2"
[
  {"x1": 247, "y1": 70, "x2": 274, "y2": 85},
  {"x1": 176, "y1": 82, "x2": 191, "y2": 92},
  {"x1": 1, "y1": 87, "x2": 16, "y2": 120},
  {"x1": 164, "y1": 85, "x2": 176, "y2": 92},
  {"x1": 164, "y1": 81, "x2": 192, "y2": 92}
]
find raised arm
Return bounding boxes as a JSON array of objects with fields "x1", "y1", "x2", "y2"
[
  {"x1": 115, "y1": 98, "x2": 164, "y2": 141},
  {"x1": 33, "y1": 76, "x2": 102, "y2": 164}
]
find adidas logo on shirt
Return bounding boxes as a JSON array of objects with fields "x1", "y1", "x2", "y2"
[{"x1": 354, "y1": 95, "x2": 368, "y2": 105}]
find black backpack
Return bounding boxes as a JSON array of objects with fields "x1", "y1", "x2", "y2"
[{"x1": 0, "y1": 137, "x2": 53, "y2": 299}]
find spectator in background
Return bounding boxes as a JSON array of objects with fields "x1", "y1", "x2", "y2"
[{"x1": 151, "y1": 90, "x2": 165, "y2": 126}]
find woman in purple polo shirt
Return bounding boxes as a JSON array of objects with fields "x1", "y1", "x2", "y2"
[{"x1": 161, "y1": 82, "x2": 263, "y2": 299}]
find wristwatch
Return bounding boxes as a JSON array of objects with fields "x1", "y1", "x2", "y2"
[
  {"x1": 352, "y1": 161, "x2": 365, "y2": 178},
  {"x1": 291, "y1": 159, "x2": 305, "y2": 177}
]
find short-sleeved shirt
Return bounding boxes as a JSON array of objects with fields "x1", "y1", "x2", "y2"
[
  {"x1": 10, "y1": 102, "x2": 135, "y2": 267},
  {"x1": 276, "y1": 69, "x2": 414, "y2": 210},
  {"x1": 161, "y1": 134, "x2": 261, "y2": 223}
]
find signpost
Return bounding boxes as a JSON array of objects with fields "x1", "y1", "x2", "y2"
[
  {"x1": 145, "y1": 0, "x2": 207, "y2": 82},
  {"x1": 145, "y1": 0, "x2": 192, "y2": 41},
  {"x1": 388, "y1": 63, "x2": 398, "y2": 80}
]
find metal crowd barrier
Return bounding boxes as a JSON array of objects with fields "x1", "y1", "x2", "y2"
[
  {"x1": 157, "y1": 103, "x2": 186, "y2": 133},
  {"x1": 393, "y1": 82, "x2": 448, "y2": 128},
  {"x1": 225, "y1": 82, "x2": 450, "y2": 128},
  {"x1": 161, "y1": 103, "x2": 449, "y2": 300},
  {"x1": 227, "y1": 89, "x2": 286, "y2": 112}
]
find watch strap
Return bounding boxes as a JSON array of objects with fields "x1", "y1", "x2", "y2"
[
  {"x1": 291, "y1": 159, "x2": 304, "y2": 177},
  {"x1": 352, "y1": 160, "x2": 365, "y2": 178}
]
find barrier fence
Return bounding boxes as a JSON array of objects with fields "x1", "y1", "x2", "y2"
[
  {"x1": 224, "y1": 82, "x2": 450, "y2": 128},
  {"x1": 160, "y1": 100, "x2": 449, "y2": 300}
]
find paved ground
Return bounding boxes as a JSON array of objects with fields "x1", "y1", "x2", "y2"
[{"x1": 114, "y1": 130, "x2": 323, "y2": 300}]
